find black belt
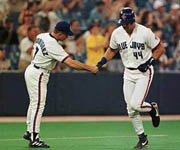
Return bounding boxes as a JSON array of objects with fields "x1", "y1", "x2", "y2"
[
  {"x1": 127, "y1": 67, "x2": 138, "y2": 70},
  {"x1": 34, "y1": 64, "x2": 40, "y2": 69},
  {"x1": 33, "y1": 64, "x2": 50, "y2": 73}
]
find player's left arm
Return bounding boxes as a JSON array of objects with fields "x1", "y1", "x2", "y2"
[
  {"x1": 147, "y1": 28, "x2": 165, "y2": 62},
  {"x1": 96, "y1": 30, "x2": 118, "y2": 70},
  {"x1": 138, "y1": 41, "x2": 165, "y2": 72},
  {"x1": 152, "y1": 41, "x2": 165, "y2": 60},
  {"x1": 138, "y1": 29, "x2": 165, "y2": 72}
]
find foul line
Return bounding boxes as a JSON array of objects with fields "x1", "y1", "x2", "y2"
[{"x1": 0, "y1": 135, "x2": 168, "y2": 142}]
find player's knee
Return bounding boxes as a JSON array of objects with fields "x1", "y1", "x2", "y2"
[
  {"x1": 128, "y1": 111, "x2": 139, "y2": 118},
  {"x1": 127, "y1": 106, "x2": 138, "y2": 118},
  {"x1": 130, "y1": 102, "x2": 140, "y2": 111}
]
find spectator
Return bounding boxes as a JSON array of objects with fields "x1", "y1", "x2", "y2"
[
  {"x1": 0, "y1": 0, "x2": 9, "y2": 20},
  {"x1": 0, "y1": 45, "x2": 10, "y2": 70},
  {"x1": 139, "y1": 10, "x2": 162, "y2": 31},
  {"x1": 37, "y1": 0, "x2": 59, "y2": 32},
  {"x1": 18, "y1": 1, "x2": 39, "y2": 25},
  {"x1": 4, "y1": 18, "x2": 20, "y2": 70},
  {"x1": 161, "y1": 3, "x2": 180, "y2": 71},
  {"x1": 74, "y1": 32, "x2": 86, "y2": 63},
  {"x1": 34, "y1": 16, "x2": 50, "y2": 33},
  {"x1": 70, "y1": 19, "x2": 81, "y2": 35},
  {"x1": 173, "y1": 23, "x2": 180, "y2": 70},
  {"x1": 62, "y1": 0, "x2": 83, "y2": 22},
  {"x1": 86, "y1": 24, "x2": 107, "y2": 66},
  {"x1": 107, "y1": 0, "x2": 136, "y2": 21},
  {"x1": 173, "y1": 40, "x2": 180, "y2": 70},
  {"x1": 18, "y1": 25, "x2": 39, "y2": 71},
  {"x1": 153, "y1": 0, "x2": 168, "y2": 24},
  {"x1": 7, "y1": 0, "x2": 26, "y2": 29},
  {"x1": 38, "y1": 16, "x2": 50, "y2": 33},
  {"x1": 87, "y1": 1, "x2": 106, "y2": 26},
  {"x1": 65, "y1": 20, "x2": 81, "y2": 55},
  {"x1": 80, "y1": 0, "x2": 97, "y2": 28},
  {"x1": 17, "y1": 9, "x2": 34, "y2": 41},
  {"x1": 0, "y1": 20, "x2": 8, "y2": 45}
]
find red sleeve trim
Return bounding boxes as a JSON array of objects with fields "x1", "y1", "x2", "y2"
[
  {"x1": 61, "y1": 55, "x2": 70, "y2": 63},
  {"x1": 110, "y1": 47, "x2": 118, "y2": 51},
  {"x1": 152, "y1": 41, "x2": 161, "y2": 52}
]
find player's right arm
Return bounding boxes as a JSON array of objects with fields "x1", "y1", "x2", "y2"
[
  {"x1": 63, "y1": 57, "x2": 98, "y2": 73},
  {"x1": 96, "y1": 47, "x2": 118, "y2": 70},
  {"x1": 96, "y1": 29, "x2": 119, "y2": 70},
  {"x1": 104, "y1": 47, "x2": 118, "y2": 61}
]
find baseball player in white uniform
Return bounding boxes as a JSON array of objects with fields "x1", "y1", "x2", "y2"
[
  {"x1": 96, "y1": 7, "x2": 165, "y2": 149},
  {"x1": 23, "y1": 21, "x2": 97, "y2": 148}
]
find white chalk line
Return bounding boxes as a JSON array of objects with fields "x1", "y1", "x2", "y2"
[{"x1": 0, "y1": 135, "x2": 168, "y2": 142}]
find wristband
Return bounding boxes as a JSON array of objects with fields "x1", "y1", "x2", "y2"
[{"x1": 96, "y1": 57, "x2": 107, "y2": 69}]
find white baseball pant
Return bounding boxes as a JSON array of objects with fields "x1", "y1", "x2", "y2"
[
  {"x1": 24, "y1": 64, "x2": 50, "y2": 133},
  {"x1": 123, "y1": 66, "x2": 154, "y2": 135}
]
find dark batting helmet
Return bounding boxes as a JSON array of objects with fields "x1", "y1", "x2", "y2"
[{"x1": 118, "y1": 7, "x2": 135, "y2": 25}]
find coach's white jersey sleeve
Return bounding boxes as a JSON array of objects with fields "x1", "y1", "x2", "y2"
[
  {"x1": 48, "y1": 42, "x2": 69, "y2": 62},
  {"x1": 145, "y1": 28, "x2": 160, "y2": 49}
]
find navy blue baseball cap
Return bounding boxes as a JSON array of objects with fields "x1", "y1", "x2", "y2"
[{"x1": 55, "y1": 21, "x2": 74, "y2": 36}]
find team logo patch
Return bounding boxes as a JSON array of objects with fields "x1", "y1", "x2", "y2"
[{"x1": 122, "y1": 14, "x2": 127, "y2": 20}]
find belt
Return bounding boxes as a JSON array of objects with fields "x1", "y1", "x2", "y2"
[
  {"x1": 127, "y1": 67, "x2": 138, "y2": 70},
  {"x1": 33, "y1": 64, "x2": 50, "y2": 73}
]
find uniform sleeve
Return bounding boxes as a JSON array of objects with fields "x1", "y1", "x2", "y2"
[
  {"x1": 48, "y1": 42, "x2": 69, "y2": 62},
  {"x1": 109, "y1": 31, "x2": 118, "y2": 49},
  {"x1": 145, "y1": 28, "x2": 160, "y2": 49}
]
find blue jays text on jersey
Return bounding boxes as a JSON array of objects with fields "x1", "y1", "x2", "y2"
[{"x1": 117, "y1": 41, "x2": 145, "y2": 51}]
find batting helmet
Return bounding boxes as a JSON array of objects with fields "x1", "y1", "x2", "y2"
[{"x1": 118, "y1": 7, "x2": 135, "y2": 25}]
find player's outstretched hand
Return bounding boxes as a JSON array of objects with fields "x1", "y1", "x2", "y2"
[{"x1": 88, "y1": 65, "x2": 99, "y2": 74}]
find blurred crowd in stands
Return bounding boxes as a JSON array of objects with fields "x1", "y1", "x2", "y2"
[{"x1": 0, "y1": 0, "x2": 180, "y2": 72}]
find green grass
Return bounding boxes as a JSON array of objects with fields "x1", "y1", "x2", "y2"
[{"x1": 0, "y1": 120, "x2": 180, "y2": 150}]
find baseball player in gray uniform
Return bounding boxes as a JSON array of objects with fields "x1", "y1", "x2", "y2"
[
  {"x1": 23, "y1": 21, "x2": 97, "y2": 148},
  {"x1": 96, "y1": 7, "x2": 165, "y2": 149}
]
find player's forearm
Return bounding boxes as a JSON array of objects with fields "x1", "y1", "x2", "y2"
[
  {"x1": 64, "y1": 57, "x2": 91, "y2": 71},
  {"x1": 104, "y1": 47, "x2": 117, "y2": 61},
  {"x1": 96, "y1": 47, "x2": 117, "y2": 70},
  {"x1": 70, "y1": 60, "x2": 90, "y2": 70},
  {"x1": 152, "y1": 42, "x2": 165, "y2": 60}
]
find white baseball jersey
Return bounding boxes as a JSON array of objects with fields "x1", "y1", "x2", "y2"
[
  {"x1": 110, "y1": 23, "x2": 160, "y2": 68},
  {"x1": 31, "y1": 33, "x2": 69, "y2": 71}
]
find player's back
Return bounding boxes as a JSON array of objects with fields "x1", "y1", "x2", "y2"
[{"x1": 31, "y1": 33, "x2": 68, "y2": 71}]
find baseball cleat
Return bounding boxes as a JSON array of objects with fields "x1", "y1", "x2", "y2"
[
  {"x1": 29, "y1": 138, "x2": 50, "y2": 148},
  {"x1": 134, "y1": 134, "x2": 148, "y2": 149},
  {"x1": 149, "y1": 102, "x2": 160, "y2": 127},
  {"x1": 23, "y1": 131, "x2": 31, "y2": 141}
]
